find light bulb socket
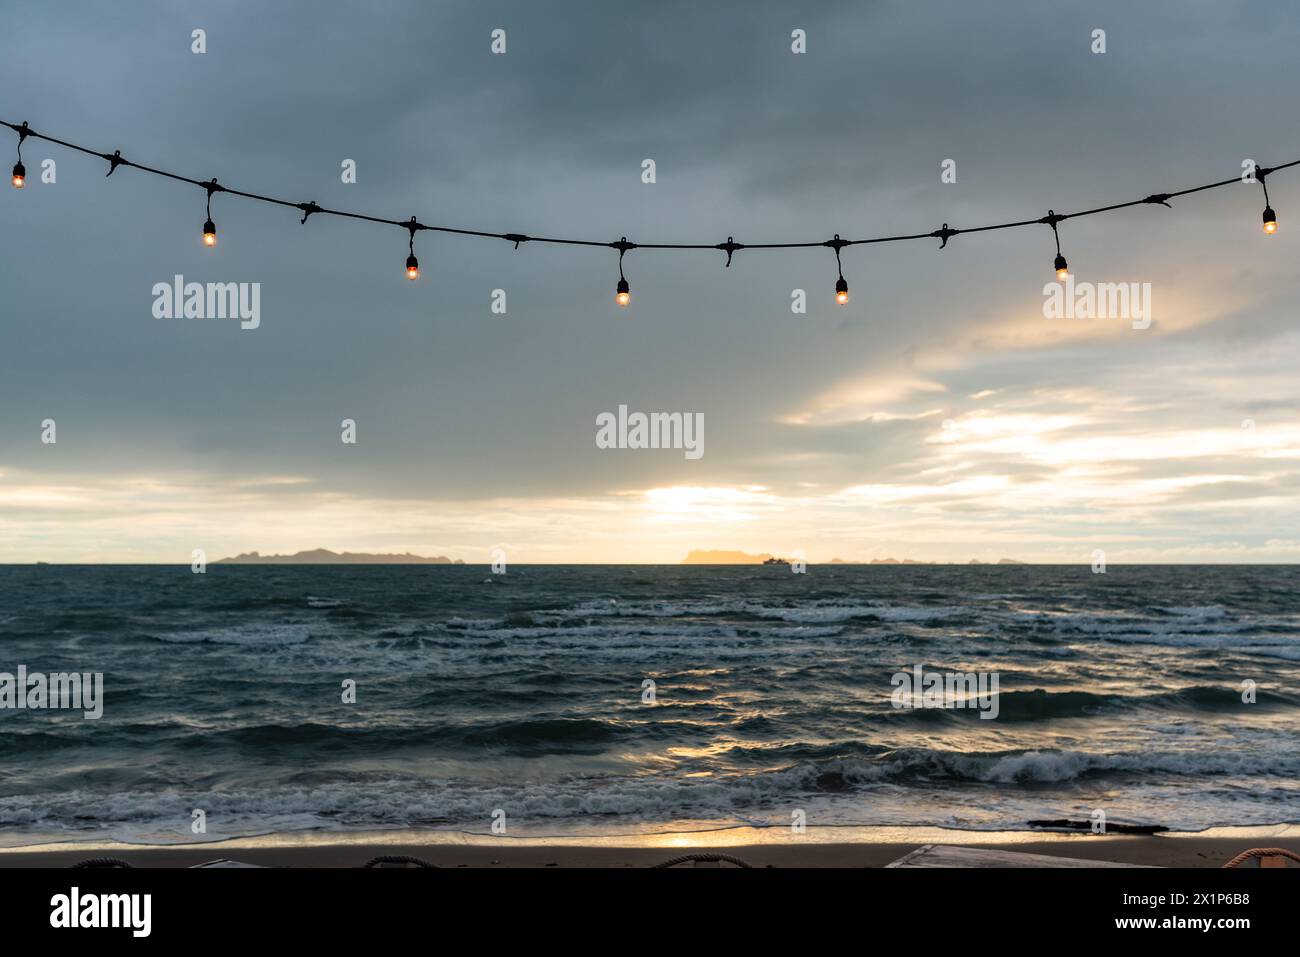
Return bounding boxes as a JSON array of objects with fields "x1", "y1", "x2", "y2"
[
  {"x1": 1263, "y1": 206, "x2": 1277, "y2": 227},
  {"x1": 835, "y1": 277, "x2": 848, "y2": 295},
  {"x1": 616, "y1": 278, "x2": 630, "y2": 295},
  {"x1": 405, "y1": 254, "x2": 419, "y2": 278},
  {"x1": 203, "y1": 218, "x2": 216, "y2": 234},
  {"x1": 1053, "y1": 254, "x2": 1068, "y2": 273},
  {"x1": 11, "y1": 161, "x2": 25, "y2": 186}
]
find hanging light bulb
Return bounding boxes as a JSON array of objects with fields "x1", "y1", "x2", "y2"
[
  {"x1": 403, "y1": 217, "x2": 422, "y2": 280},
  {"x1": 1044, "y1": 211, "x2": 1070, "y2": 281},
  {"x1": 613, "y1": 237, "x2": 633, "y2": 307},
  {"x1": 11, "y1": 122, "x2": 27, "y2": 188},
  {"x1": 1257, "y1": 170, "x2": 1278, "y2": 235},
  {"x1": 200, "y1": 179, "x2": 220, "y2": 247},
  {"x1": 828, "y1": 234, "x2": 850, "y2": 305}
]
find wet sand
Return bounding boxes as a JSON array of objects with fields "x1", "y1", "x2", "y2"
[{"x1": 2, "y1": 824, "x2": 1296, "y2": 868}]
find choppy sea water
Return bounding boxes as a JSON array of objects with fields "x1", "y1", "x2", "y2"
[{"x1": 0, "y1": 564, "x2": 1296, "y2": 846}]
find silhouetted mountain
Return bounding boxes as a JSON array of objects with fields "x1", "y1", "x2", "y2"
[
  {"x1": 681, "y1": 549, "x2": 775, "y2": 564},
  {"x1": 217, "y1": 548, "x2": 462, "y2": 564}
]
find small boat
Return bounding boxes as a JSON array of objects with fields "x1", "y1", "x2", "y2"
[{"x1": 762, "y1": 557, "x2": 789, "y2": 565}]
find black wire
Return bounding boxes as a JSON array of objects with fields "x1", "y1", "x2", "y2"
[
  {"x1": 1048, "y1": 212, "x2": 1062, "y2": 256},
  {"x1": 2, "y1": 117, "x2": 1295, "y2": 260}
]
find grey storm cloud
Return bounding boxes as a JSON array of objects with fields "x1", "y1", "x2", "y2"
[{"x1": 0, "y1": 0, "x2": 1298, "y2": 561}]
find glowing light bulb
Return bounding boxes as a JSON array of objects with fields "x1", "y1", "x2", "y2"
[
  {"x1": 1263, "y1": 206, "x2": 1278, "y2": 235},
  {"x1": 616, "y1": 278, "x2": 630, "y2": 307},
  {"x1": 1054, "y1": 254, "x2": 1068, "y2": 281},
  {"x1": 835, "y1": 277, "x2": 849, "y2": 305},
  {"x1": 406, "y1": 254, "x2": 419, "y2": 280},
  {"x1": 11, "y1": 162, "x2": 24, "y2": 189},
  {"x1": 202, "y1": 218, "x2": 217, "y2": 247}
]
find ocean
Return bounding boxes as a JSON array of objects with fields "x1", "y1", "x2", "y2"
[{"x1": 0, "y1": 564, "x2": 1296, "y2": 846}]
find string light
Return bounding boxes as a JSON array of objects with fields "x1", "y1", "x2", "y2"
[
  {"x1": 405, "y1": 217, "x2": 420, "y2": 280},
  {"x1": 2, "y1": 117, "x2": 1295, "y2": 295},
  {"x1": 1259, "y1": 169, "x2": 1278, "y2": 234},
  {"x1": 827, "y1": 235, "x2": 850, "y2": 304},
  {"x1": 614, "y1": 237, "x2": 632, "y2": 306},
  {"x1": 202, "y1": 179, "x2": 220, "y2": 247},
  {"x1": 10, "y1": 120, "x2": 26, "y2": 188},
  {"x1": 1044, "y1": 211, "x2": 1069, "y2": 281}
]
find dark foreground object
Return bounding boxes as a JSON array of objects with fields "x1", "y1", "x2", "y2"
[{"x1": 0, "y1": 859, "x2": 1291, "y2": 943}]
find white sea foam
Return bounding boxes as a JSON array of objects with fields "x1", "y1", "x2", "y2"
[
  {"x1": 4, "y1": 746, "x2": 1298, "y2": 844},
  {"x1": 1158, "y1": 604, "x2": 1228, "y2": 619}
]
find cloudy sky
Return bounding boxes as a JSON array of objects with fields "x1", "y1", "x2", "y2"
[{"x1": 1, "y1": 0, "x2": 1298, "y2": 563}]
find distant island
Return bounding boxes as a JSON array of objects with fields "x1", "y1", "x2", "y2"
[
  {"x1": 681, "y1": 548, "x2": 1024, "y2": 564},
  {"x1": 685, "y1": 553, "x2": 1030, "y2": 565},
  {"x1": 217, "y1": 548, "x2": 463, "y2": 565},
  {"x1": 681, "y1": 550, "x2": 776, "y2": 564},
  {"x1": 825, "y1": 558, "x2": 930, "y2": 564}
]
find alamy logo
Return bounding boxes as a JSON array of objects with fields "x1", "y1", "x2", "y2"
[
  {"x1": 0, "y1": 666, "x2": 103, "y2": 719},
  {"x1": 1043, "y1": 277, "x2": 1151, "y2": 329},
  {"x1": 890, "y1": 665, "x2": 1000, "y2": 719},
  {"x1": 50, "y1": 887, "x2": 151, "y2": 937},
  {"x1": 152, "y1": 274, "x2": 261, "y2": 329},
  {"x1": 595, "y1": 404, "x2": 704, "y2": 459}
]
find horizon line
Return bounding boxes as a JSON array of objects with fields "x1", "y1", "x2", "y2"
[{"x1": 4, "y1": 561, "x2": 1299, "y2": 567}]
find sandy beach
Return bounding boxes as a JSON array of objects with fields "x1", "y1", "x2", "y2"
[{"x1": 2, "y1": 824, "x2": 1297, "y2": 868}]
